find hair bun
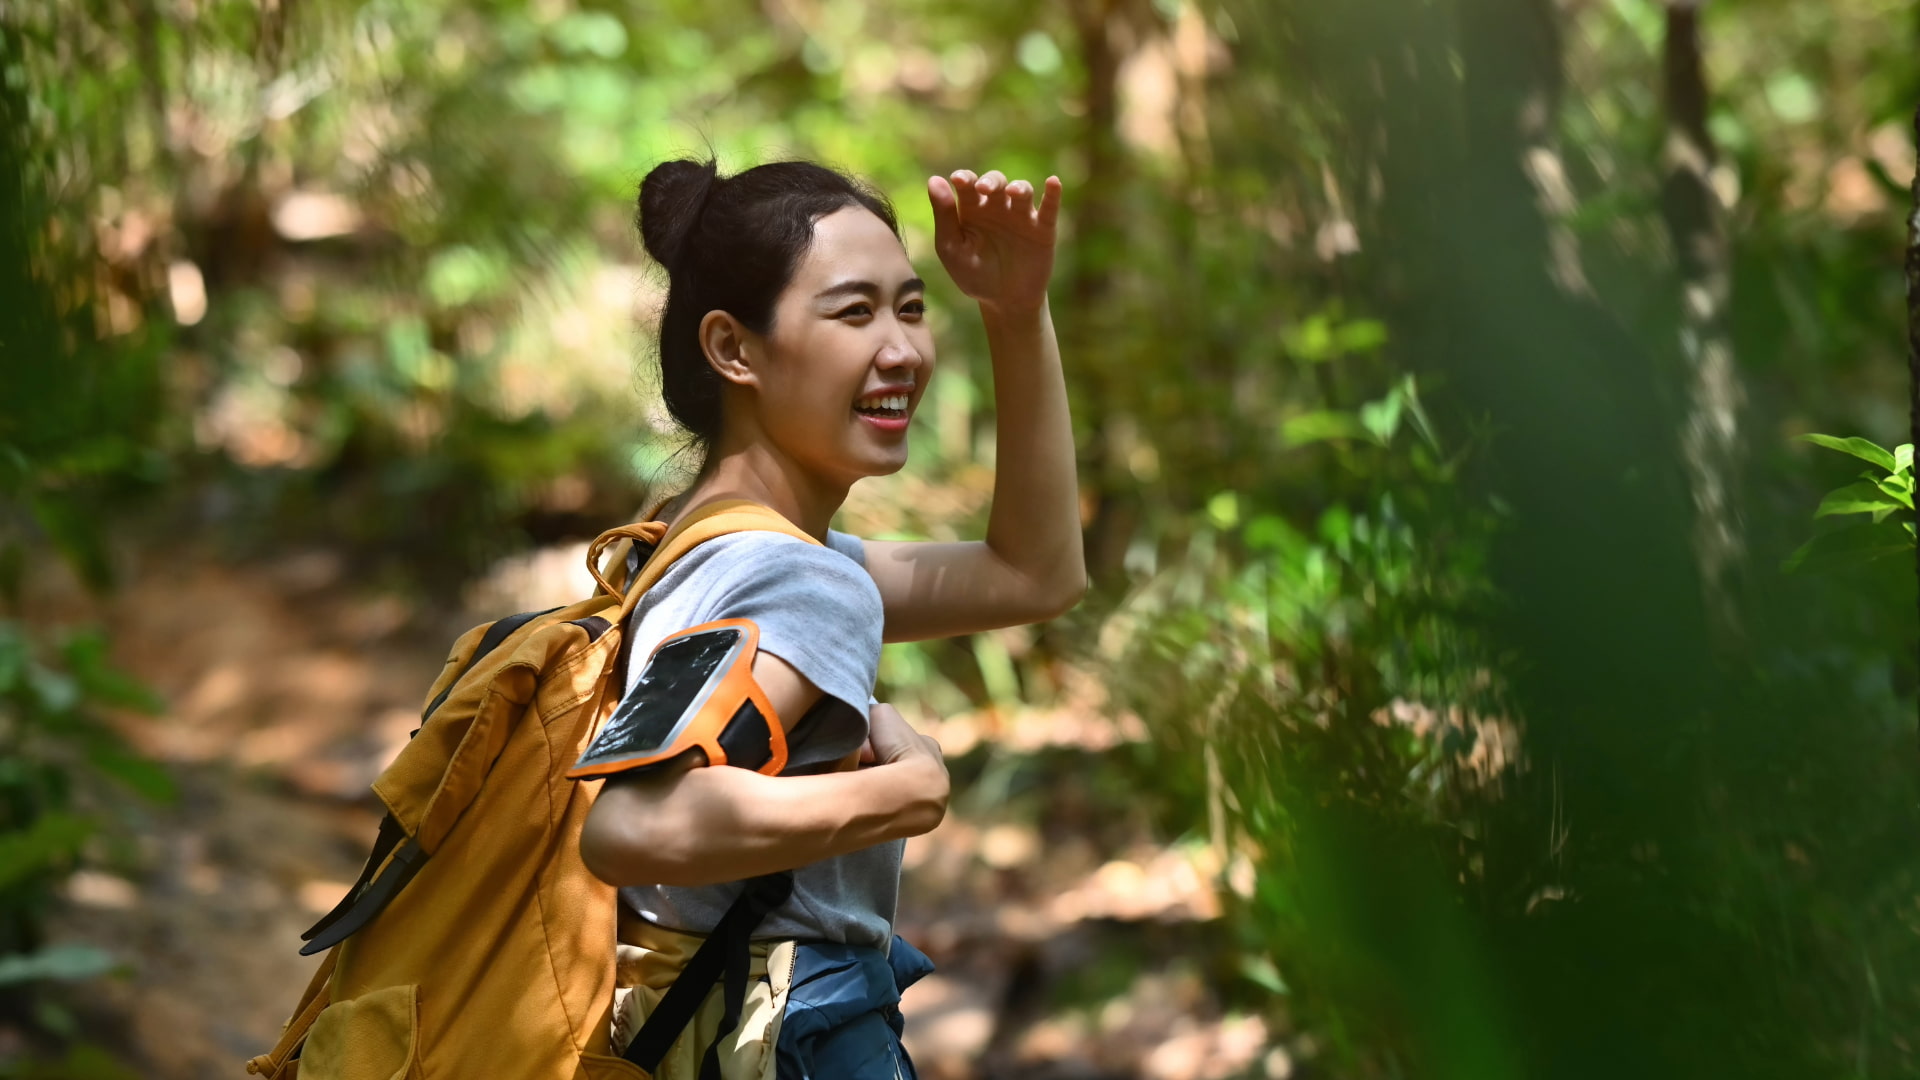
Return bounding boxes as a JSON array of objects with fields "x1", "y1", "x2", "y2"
[{"x1": 637, "y1": 158, "x2": 720, "y2": 271}]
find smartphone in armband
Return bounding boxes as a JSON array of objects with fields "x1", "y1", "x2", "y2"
[{"x1": 567, "y1": 619, "x2": 789, "y2": 780}]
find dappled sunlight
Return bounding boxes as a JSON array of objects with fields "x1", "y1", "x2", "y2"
[
  {"x1": 6, "y1": 0, "x2": 1917, "y2": 1075},
  {"x1": 25, "y1": 538, "x2": 1253, "y2": 1077}
]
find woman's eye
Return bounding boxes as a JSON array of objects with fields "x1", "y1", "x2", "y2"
[
  {"x1": 901, "y1": 300, "x2": 926, "y2": 318},
  {"x1": 838, "y1": 304, "x2": 874, "y2": 319}
]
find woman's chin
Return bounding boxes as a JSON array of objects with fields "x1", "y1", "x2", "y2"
[
  {"x1": 844, "y1": 444, "x2": 909, "y2": 480},
  {"x1": 858, "y1": 451, "x2": 909, "y2": 478}
]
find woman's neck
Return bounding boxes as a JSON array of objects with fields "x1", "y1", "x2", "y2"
[{"x1": 675, "y1": 441, "x2": 848, "y2": 540}]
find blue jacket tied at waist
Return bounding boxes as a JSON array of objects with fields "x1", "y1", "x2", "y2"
[{"x1": 776, "y1": 936, "x2": 935, "y2": 1080}]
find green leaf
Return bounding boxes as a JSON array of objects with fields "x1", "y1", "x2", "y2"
[
  {"x1": 1897, "y1": 444, "x2": 1915, "y2": 473},
  {"x1": 1206, "y1": 491, "x2": 1241, "y2": 530},
  {"x1": 1244, "y1": 514, "x2": 1296, "y2": 552},
  {"x1": 1239, "y1": 954, "x2": 1290, "y2": 994},
  {"x1": 1283, "y1": 411, "x2": 1371, "y2": 446},
  {"x1": 85, "y1": 745, "x2": 177, "y2": 804},
  {"x1": 28, "y1": 492, "x2": 114, "y2": 592},
  {"x1": 1876, "y1": 475, "x2": 1914, "y2": 509},
  {"x1": 971, "y1": 632, "x2": 1022, "y2": 711},
  {"x1": 1398, "y1": 375, "x2": 1442, "y2": 451},
  {"x1": 1798, "y1": 434, "x2": 1897, "y2": 473},
  {"x1": 1812, "y1": 481, "x2": 1902, "y2": 519},
  {"x1": 0, "y1": 813, "x2": 93, "y2": 892},
  {"x1": 549, "y1": 11, "x2": 628, "y2": 58},
  {"x1": 61, "y1": 630, "x2": 163, "y2": 713},
  {"x1": 23, "y1": 660, "x2": 80, "y2": 715},
  {"x1": 1281, "y1": 315, "x2": 1335, "y2": 363},
  {"x1": 1764, "y1": 71, "x2": 1820, "y2": 122},
  {"x1": 0, "y1": 944, "x2": 118, "y2": 987},
  {"x1": 426, "y1": 245, "x2": 510, "y2": 310},
  {"x1": 1016, "y1": 31, "x2": 1063, "y2": 74},
  {"x1": 34, "y1": 997, "x2": 79, "y2": 1038},
  {"x1": 1282, "y1": 314, "x2": 1388, "y2": 363},
  {"x1": 0, "y1": 623, "x2": 24, "y2": 694},
  {"x1": 1333, "y1": 319, "x2": 1388, "y2": 354},
  {"x1": 1318, "y1": 504, "x2": 1354, "y2": 549},
  {"x1": 1358, "y1": 390, "x2": 1404, "y2": 445}
]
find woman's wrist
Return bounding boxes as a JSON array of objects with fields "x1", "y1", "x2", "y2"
[
  {"x1": 979, "y1": 295, "x2": 1049, "y2": 324},
  {"x1": 858, "y1": 754, "x2": 948, "y2": 840}
]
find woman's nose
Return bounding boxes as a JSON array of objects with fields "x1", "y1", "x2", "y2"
[{"x1": 875, "y1": 338, "x2": 926, "y2": 372}]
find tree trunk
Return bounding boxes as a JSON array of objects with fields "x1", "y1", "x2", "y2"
[
  {"x1": 1066, "y1": 0, "x2": 1141, "y2": 589},
  {"x1": 1662, "y1": 0, "x2": 1745, "y2": 645}
]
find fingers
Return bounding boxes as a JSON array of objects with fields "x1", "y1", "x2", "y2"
[
  {"x1": 866, "y1": 702, "x2": 913, "y2": 764},
  {"x1": 941, "y1": 168, "x2": 1062, "y2": 229},
  {"x1": 867, "y1": 702, "x2": 944, "y2": 767},
  {"x1": 927, "y1": 174, "x2": 957, "y2": 211},
  {"x1": 947, "y1": 169, "x2": 978, "y2": 212},
  {"x1": 1008, "y1": 179, "x2": 1035, "y2": 219},
  {"x1": 928, "y1": 175, "x2": 962, "y2": 252},
  {"x1": 1038, "y1": 176, "x2": 1063, "y2": 230}
]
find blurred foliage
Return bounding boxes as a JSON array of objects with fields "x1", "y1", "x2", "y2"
[
  {"x1": 1, "y1": 19, "x2": 172, "y2": 1074},
  {"x1": 2, "y1": 0, "x2": 1918, "y2": 1076}
]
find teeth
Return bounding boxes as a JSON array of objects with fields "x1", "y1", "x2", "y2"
[{"x1": 859, "y1": 393, "x2": 910, "y2": 412}]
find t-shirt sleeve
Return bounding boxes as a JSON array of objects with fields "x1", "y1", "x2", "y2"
[
  {"x1": 824, "y1": 528, "x2": 865, "y2": 568},
  {"x1": 707, "y1": 539, "x2": 882, "y2": 769}
]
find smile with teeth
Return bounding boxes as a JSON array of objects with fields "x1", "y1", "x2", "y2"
[{"x1": 854, "y1": 392, "x2": 911, "y2": 419}]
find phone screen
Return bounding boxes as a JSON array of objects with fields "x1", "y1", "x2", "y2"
[{"x1": 576, "y1": 627, "x2": 741, "y2": 771}]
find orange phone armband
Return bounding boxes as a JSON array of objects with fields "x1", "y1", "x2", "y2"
[{"x1": 568, "y1": 619, "x2": 788, "y2": 779}]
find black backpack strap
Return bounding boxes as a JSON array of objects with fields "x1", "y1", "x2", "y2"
[
  {"x1": 298, "y1": 813, "x2": 405, "y2": 946},
  {"x1": 415, "y1": 606, "x2": 561, "y2": 731},
  {"x1": 622, "y1": 872, "x2": 794, "y2": 1075},
  {"x1": 297, "y1": 835, "x2": 427, "y2": 956}
]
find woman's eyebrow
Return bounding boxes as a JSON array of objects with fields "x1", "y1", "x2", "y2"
[{"x1": 815, "y1": 277, "x2": 927, "y2": 302}]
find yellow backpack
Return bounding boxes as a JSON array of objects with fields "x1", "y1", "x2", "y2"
[{"x1": 245, "y1": 500, "x2": 818, "y2": 1080}]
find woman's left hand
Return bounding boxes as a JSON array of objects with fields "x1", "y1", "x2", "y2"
[{"x1": 928, "y1": 169, "x2": 1062, "y2": 316}]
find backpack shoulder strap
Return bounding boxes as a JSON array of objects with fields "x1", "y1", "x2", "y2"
[
  {"x1": 295, "y1": 501, "x2": 816, "y2": 958},
  {"x1": 601, "y1": 499, "x2": 820, "y2": 620}
]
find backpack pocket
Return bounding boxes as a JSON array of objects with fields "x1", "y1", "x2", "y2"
[
  {"x1": 577, "y1": 1052, "x2": 649, "y2": 1079},
  {"x1": 299, "y1": 983, "x2": 419, "y2": 1080}
]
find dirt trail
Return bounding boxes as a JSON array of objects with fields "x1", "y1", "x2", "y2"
[{"x1": 34, "y1": 543, "x2": 1273, "y2": 1080}]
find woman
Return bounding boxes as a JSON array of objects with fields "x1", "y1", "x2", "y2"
[{"x1": 578, "y1": 157, "x2": 1082, "y2": 1078}]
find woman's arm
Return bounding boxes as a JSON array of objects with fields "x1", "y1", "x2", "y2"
[
  {"x1": 579, "y1": 652, "x2": 948, "y2": 887},
  {"x1": 860, "y1": 169, "x2": 1087, "y2": 643}
]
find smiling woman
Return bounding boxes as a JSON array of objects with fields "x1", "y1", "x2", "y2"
[
  {"x1": 570, "y1": 156, "x2": 1085, "y2": 1079},
  {"x1": 691, "y1": 200, "x2": 935, "y2": 487}
]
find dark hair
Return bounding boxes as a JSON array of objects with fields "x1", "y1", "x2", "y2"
[{"x1": 637, "y1": 158, "x2": 900, "y2": 453}]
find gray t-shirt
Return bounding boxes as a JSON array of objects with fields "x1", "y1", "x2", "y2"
[{"x1": 613, "y1": 528, "x2": 903, "y2": 949}]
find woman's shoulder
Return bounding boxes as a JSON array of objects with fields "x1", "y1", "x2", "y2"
[{"x1": 680, "y1": 529, "x2": 880, "y2": 618}]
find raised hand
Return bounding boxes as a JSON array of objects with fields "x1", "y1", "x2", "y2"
[{"x1": 928, "y1": 169, "x2": 1062, "y2": 316}]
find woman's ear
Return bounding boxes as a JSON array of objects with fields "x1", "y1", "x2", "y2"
[{"x1": 698, "y1": 311, "x2": 758, "y2": 388}]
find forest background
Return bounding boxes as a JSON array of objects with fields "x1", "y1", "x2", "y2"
[{"x1": 3, "y1": 0, "x2": 1919, "y2": 1077}]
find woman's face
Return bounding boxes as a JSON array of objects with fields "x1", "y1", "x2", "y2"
[{"x1": 748, "y1": 206, "x2": 934, "y2": 487}]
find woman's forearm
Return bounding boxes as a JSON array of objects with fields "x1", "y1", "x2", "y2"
[
  {"x1": 580, "y1": 756, "x2": 947, "y2": 888},
  {"x1": 979, "y1": 298, "x2": 1086, "y2": 611}
]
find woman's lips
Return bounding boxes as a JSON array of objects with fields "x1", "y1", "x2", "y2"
[{"x1": 856, "y1": 410, "x2": 910, "y2": 433}]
